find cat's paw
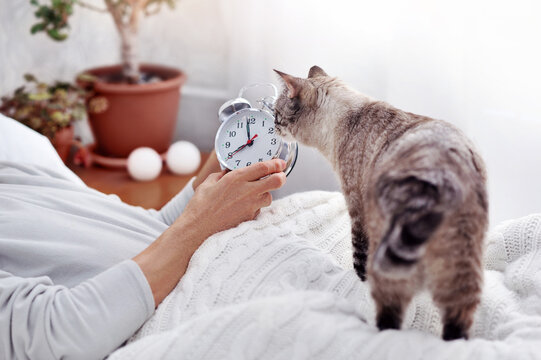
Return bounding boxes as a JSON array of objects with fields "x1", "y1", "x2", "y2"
[
  {"x1": 442, "y1": 322, "x2": 468, "y2": 341},
  {"x1": 376, "y1": 306, "x2": 402, "y2": 331}
]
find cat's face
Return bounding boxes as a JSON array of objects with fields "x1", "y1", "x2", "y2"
[{"x1": 273, "y1": 66, "x2": 335, "y2": 147}]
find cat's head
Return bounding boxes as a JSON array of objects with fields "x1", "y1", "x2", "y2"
[{"x1": 273, "y1": 65, "x2": 339, "y2": 147}]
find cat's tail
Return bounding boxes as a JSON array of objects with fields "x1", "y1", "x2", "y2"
[{"x1": 373, "y1": 175, "x2": 459, "y2": 277}]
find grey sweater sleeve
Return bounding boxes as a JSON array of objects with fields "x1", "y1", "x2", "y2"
[{"x1": 0, "y1": 260, "x2": 155, "y2": 360}]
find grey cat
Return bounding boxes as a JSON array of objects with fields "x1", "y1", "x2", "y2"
[{"x1": 273, "y1": 66, "x2": 488, "y2": 340}]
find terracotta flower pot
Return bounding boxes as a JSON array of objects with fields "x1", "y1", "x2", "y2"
[
  {"x1": 51, "y1": 126, "x2": 74, "y2": 163},
  {"x1": 79, "y1": 64, "x2": 186, "y2": 158}
]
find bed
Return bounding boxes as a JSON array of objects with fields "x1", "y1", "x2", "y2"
[
  {"x1": 2, "y1": 113, "x2": 540, "y2": 359},
  {"x1": 107, "y1": 190, "x2": 541, "y2": 359}
]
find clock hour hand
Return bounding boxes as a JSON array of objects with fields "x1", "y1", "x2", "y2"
[{"x1": 246, "y1": 117, "x2": 252, "y2": 146}]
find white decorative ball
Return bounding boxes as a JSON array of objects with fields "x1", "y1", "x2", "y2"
[
  {"x1": 166, "y1": 141, "x2": 201, "y2": 175},
  {"x1": 127, "y1": 147, "x2": 163, "y2": 181}
]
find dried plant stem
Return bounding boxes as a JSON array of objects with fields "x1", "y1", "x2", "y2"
[{"x1": 144, "y1": 1, "x2": 162, "y2": 16}]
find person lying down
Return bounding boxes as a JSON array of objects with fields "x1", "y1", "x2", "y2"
[
  {"x1": 0, "y1": 114, "x2": 287, "y2": 359},
  {"x1": 1, "y1": 113, "x2": 541, "y2": 360}
]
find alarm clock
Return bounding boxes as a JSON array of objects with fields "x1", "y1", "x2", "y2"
[{"x1": 215, "y1": 83, "x2": 298, "y2": 176}]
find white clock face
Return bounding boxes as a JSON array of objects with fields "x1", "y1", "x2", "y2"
[{"x1": 216, "y1": 109, "x2": 282, "y2": 170}]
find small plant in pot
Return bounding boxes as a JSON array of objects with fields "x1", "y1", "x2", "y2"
[
  {"x1": 30, "y1": 0, "x2": 187, "y2": 158},
  {"x1": 0, "y1": 74, "x2": 86, "y2": 163}
]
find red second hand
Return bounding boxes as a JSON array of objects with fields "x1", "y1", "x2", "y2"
[{"x1": 227, "y1": 134, "x2": 258, "y2": 160}]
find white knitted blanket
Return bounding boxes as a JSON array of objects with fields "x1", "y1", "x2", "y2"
[{"x1": 110, "y1": 191, "x2": 541, "y2": 360}]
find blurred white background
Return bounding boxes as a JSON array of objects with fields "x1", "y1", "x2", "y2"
[{"x1": 1, "y1": 0, "x2": 540, "y2": 227}]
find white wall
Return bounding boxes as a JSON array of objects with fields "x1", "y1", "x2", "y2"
[{"x1": 1, "y1": 0, "x2": 540, "y2": 227}]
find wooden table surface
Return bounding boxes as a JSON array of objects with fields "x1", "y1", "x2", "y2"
[{"x1": 69, "y1": 152, "x2": 209, "y2": 210}]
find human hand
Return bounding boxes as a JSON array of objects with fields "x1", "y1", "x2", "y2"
[
  {"x1": 135, "y1": 159, "x2": 286, "y2": 306},
  {"x1": 177, "y1": 159, "x2": 287, "y2": 242}
]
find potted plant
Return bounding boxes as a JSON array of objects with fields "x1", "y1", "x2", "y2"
[
  {"x1": 29, "y1": 0, "x2": 187, "y2": 158},
  {"x1": 0, "y1": 74, "x2": 86, "y2": 162}
]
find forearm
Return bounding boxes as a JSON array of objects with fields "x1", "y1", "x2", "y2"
[
  {"x1": 0, "y1": 261, "x2": 154, "y2": 360},
  {"x1": 139, "y1": 151, "x2": 221, "y2": 302},
  {"x1": 133, "y1": 214, "x2": 206, "y2": 306}
]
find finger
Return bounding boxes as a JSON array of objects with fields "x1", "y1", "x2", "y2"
[
  {"x1": 236, "y1": 159, "x2": 286, "y2": 182},
  {"x1": 253, "y1": 172, "x2": 286, "y2": 193},
  {"x1": 253, "y1": 209, "x2": 261, "y2": 219},
  {"x1": 258, "y1": 192, "x2": 273, "y2": 208},
  {"x1": 206, "y1": 170, "x2": 227, "y2": 184}
]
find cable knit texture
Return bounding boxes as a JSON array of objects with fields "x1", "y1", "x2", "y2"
[{"x1": 110, "y1": 191, "x2": 541, "y2": 360}]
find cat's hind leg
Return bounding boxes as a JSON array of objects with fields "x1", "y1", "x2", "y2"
[
  {"x1": 433, "y1": 274, "x2": 481, "y2": 340},
  {"x1": 370, "y1": 274, "x2": 416, "y2": 331},
  {"x1": 427, "y1": 221, "x2": 484, "y2": 340},
  {"x1": 436, "y1": 291, "x2": 480, "y2": 340}
]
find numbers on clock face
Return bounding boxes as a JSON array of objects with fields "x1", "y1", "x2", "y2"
[{"x1": 217, "y1": 110, "x2": 281, "y2": 169}]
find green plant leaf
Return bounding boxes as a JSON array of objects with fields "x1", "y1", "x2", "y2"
[
  {"x1": 28, "y1": 92, "x2": 52, "y2": 101},
  {"x1": 30, "y1": 22, "x2": 47, "y2": 34},
  {"x1": 50, "y1": 111, "x2": 69, "y2": 124},
  {"x1": 30, "y1": 0, "x2": 39, "y2": 6},
  {"x1": 47, "y1": 28, "x2": 68, "y2": 41},
  {"x1": 14, "y1": 87, "x2": 26, "y2": 96},
  {"x1": 34, "y1": 6, "x2": 49, "y2": 18},
  {"x1": 44, "y1": 8, "x2": 59, "y2": 22},
  {"x1": 24, "y1": 74, "x2": 38, "y2": 82},
  {"x1": 76, "y1": 73, "x2": 97, "y2": 82}
]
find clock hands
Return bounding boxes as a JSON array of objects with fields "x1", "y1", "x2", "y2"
[
  {"x1": 227, "y1": 134, "x2": 258, "y2": 160},
  {"x1": 246, "y1": 117, "x2": 250, "y2": 143},
  {"x1": 246, "y1": 117, "x2": 255, "y2": 147}
]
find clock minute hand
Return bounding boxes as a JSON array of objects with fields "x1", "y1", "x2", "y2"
[{"x1": 227, "y1": 134, "x2": 258, "y2": 160}]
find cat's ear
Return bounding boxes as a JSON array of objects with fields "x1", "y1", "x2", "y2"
[
  {"x1": 308, "y1": 65, "x2": 328, "y2": 78},
  {"x1": 274, "y1": 69, "x2": 303, "y2": 98}
]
